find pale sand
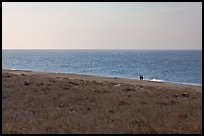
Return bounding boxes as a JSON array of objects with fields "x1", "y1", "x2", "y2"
[{"x1": 2, "y1": 69, "x2": 202, "y2": 134}]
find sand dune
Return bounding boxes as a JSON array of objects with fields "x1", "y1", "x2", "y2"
[{"x1": 2, "y1": 69, "x2": 202, "y2": 134}]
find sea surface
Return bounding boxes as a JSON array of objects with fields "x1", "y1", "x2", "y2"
[{"x1": 2, "y1": 49, "x2": 202, "y2": 86}]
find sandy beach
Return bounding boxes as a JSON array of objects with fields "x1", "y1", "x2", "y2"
[{"x1": 2, "y1": 69, "x2": 202, "y2": 134}]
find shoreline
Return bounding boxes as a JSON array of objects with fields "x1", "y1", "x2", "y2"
[
  {"x1": 2, "y1": 69, "x2": 202, "y2": 133},
  {"x1": 2, "y1": 69, "x2": 202, "y2": 88}
]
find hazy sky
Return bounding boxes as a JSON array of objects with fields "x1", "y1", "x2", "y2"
[{"x1": 2, "y1": 2, "x2": 202, "y2": 49}]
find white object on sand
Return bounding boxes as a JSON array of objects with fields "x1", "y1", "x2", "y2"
[{"x1": 114, "y1": 83, "x2": 122, "y2": 87}]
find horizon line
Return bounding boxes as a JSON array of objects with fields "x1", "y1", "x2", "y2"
[{"x1": 2, "y1": 48, "x2": 202, "y2": 50}]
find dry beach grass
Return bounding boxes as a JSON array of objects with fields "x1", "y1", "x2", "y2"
[{"x1": 2, "y1": 69, "x2": 202, "y2": 134}]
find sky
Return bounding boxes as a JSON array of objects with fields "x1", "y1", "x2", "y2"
[{"x1": 2, "y1": 2, "x2": 202, "y2": 49}]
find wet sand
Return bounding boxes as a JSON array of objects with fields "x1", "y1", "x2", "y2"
[{"x1": 2, "y1": 69, "x2": 202, "y2": 134}]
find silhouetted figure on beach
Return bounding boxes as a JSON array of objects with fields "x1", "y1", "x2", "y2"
[{"x1": 139, "y1": 76, "x2": 143, "y2": 80}]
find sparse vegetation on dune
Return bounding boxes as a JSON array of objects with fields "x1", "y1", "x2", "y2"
[{"x1": 2, "y1": 70, "x2": 202, "y2": 134}]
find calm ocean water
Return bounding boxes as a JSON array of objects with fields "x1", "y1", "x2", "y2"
[{"x1": 2, "y1": 50, "x2": 202, "y2": 86}]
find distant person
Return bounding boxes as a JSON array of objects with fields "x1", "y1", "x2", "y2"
[{"x1": 139, "y1": 76, "x2": 143, "y2": 80}]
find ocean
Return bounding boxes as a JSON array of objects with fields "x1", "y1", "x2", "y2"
[{"x1": 2, "y1": 49, "x2": 202, "y2": 86}]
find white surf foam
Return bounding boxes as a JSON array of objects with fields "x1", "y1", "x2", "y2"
[
  {"x1": 149, "y1": 78, "x2": 164, "y2": 82},
  {"x1": 7, "y1": 68, "x2": 16, "y2": 70}
]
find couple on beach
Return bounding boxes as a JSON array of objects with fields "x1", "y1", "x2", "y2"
[{"x1": 139, "y1": 76, "x2": 143, "y2": 80}]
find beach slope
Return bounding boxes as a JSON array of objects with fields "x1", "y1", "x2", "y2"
[{"x1": 2, "y1": 69, "x2": 202, "y2": 134}]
